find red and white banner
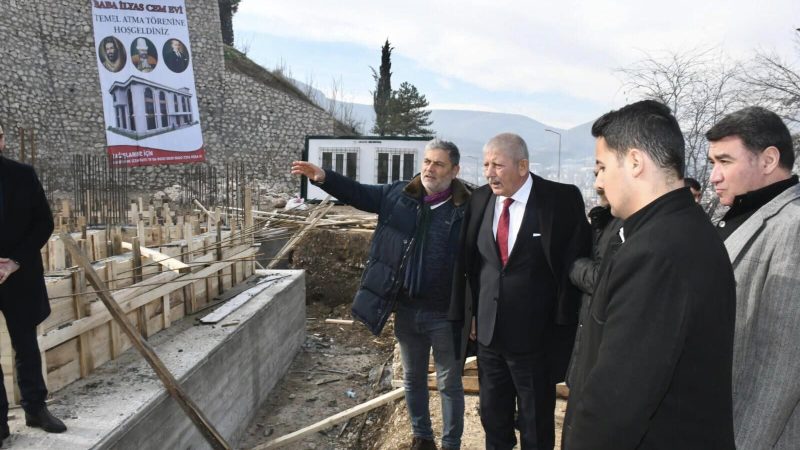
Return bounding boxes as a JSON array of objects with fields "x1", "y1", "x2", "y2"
[{"x1": 91, "y1": 0, "x2": 205, "y2": 166}]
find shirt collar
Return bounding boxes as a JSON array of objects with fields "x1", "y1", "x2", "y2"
[{"x1": 497, "y1": 173, "x2": 533, "y2": 206}]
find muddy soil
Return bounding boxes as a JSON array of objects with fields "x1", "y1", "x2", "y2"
[{"x1": 238, "y1": 301, "x2": 399, "y2": 450}]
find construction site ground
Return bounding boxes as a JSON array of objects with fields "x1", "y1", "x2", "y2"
[{"x1": 240, "y1": 210, "x2": 566, "y2": 449}]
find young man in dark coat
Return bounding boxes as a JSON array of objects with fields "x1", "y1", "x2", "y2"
[
  {"x1": 292, "y1": 139, "x2": 469, "y2": 450},
  {"x1": 562, "y1": 100, "x2": 736, "y2": 450},
  {"x1": 0, "y1": 122, "x2": 67, "y2": 445},
  {"x1": 449, "y1": 133, "x2": 590, "y2": 450}
]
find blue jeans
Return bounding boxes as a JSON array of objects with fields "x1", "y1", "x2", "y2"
[{"x1": 394, "y1": 304, "x2": 464, "y2": 449}]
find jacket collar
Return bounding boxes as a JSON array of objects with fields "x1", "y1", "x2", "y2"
[
  {"x1": 725, "y1": 182, "x2": 800, "y2": 263},
  {"x1": 621, "y1": 187, "x2": 694, "y2": 241},
  {"x1": 403, "y1": 176, "x2": 470, "y2": 207}
]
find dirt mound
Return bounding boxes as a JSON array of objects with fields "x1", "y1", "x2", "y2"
[{"x1": 291, "y1": 228, "x2": 372, "y2": 307}]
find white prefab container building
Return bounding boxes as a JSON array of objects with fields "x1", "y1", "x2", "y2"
[{"x1": 302, "y1": 136, "x2": 432, "y2": 201}]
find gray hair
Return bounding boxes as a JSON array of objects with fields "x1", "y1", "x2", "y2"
[
  {"x1": 484, "y1": 132, "x2": 529, "y2": 162},
  {"x1": 425, "y1": 138, "x2": 460, "y2": 166}
]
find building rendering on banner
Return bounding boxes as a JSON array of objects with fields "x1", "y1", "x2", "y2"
[{"x1": 108, "y1": 76, "x2": 195, "y2": 139}]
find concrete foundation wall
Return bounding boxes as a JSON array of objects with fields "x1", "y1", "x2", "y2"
[
  {"x1": 2, "y1": 270, "x2": 305, "y2": 449},
  {"x1": 102, "y1": 270, "x2": 306, "y2": 449}
]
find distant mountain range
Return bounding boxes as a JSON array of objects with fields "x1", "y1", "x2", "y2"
[{"x1": 299, "y1": 81, "x2": 596, "y2": 170}]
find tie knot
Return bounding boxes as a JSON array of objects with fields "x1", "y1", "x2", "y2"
[{"x1": 503, "y1": 198, "x2": 514, "y2": 209}]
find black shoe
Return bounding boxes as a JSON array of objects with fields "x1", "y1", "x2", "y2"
[
  {"x1": 410, "y1": 436, "x2": 437, "y2": 450},
  {"x1": 25, "y1": 407, "x2": 67, "y2": 433},
  {"x1": 0, "y1": 421, "x2": 9, "y2": 444}
]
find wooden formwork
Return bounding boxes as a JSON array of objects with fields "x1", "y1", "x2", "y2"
[{"x1": 2, "y1": 225, "x2": 257, "y2": 406}]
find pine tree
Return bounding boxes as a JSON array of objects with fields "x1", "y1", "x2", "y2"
[
  {"x1": 371, "y1": 40, "x2": 393, "y2": 135},
  {"x1": 218, "y1": 0, "x2": 241, "y2": 46},
  {"x1": 389, "y1": 82, "x2": 434, "y2": 136}
]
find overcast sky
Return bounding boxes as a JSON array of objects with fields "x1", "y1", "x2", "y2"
[{"x1": 233, "y1": 1, "x2": 799, "y2": 129}]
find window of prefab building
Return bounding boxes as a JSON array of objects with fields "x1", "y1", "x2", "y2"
[
  {"x1": 321, "y1": 152, "x2": 333, "y2": 170},
  {"x1": 377, "y1": 153, "x2": 389, "y2": 184},
  {"x1": 403, "y1": 153, "x2": 415, "y2": 180},
  {"x1": 320, "y1": 147, "x2": 359, "y2": 180},
  {"x1": 346, "y1": 153, "x2": 357, "y2": 179},
  {"x1": 335, "y1": 153, "x2": 344, "y2": 174},
  {"x1": 376, "y1": 148, "x2": 416, "y2": 183}
]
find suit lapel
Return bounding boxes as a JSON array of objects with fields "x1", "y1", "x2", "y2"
[
  {"x1": 725, "y1": 184, "x2": 800, "y2": 264},
  {"x1": 532, "y1": 175, "x2": 555, "y2": 270},
  {"x1": 466, "y1": 187, "x2": 494, "y2": 272},
  {"x1": 477, "y1": 192, "x2": 502, "y2": 268}
]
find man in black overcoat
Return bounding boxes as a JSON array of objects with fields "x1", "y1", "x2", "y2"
[
  {"x1": 562, "y1": 100, "x2": 736, "y2": 449},
  {"x1": 0, "y1": 123, "x2": 66, "y2": 445},
  {"x1": 449, "y1": 132, "x2": 590, "y2": 449}
]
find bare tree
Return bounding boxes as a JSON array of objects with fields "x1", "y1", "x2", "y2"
[
  {"x1": 327, "y1": 77, "x2": 363, "y2": 134},
  {"x1": 740, "y1": 36, "x2": 800, "y2": 128},
  {"x1": 618, "y1": 48, "x2": 746, "y2": 202},
  {"x1": 740, "y1": 36, "x2": 800, "y2": 172}
]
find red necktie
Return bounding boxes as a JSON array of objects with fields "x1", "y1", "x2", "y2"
[{"x1": 497, "y1": 198, "x2": 514, "y2": 266}]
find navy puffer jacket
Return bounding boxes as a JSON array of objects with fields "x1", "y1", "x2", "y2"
[{"x1": 314, "y1": 169, "x2": 469, "y2": 335}]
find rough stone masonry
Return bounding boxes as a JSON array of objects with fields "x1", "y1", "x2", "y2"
[{"x1": 0, "y1": 0, "x2": 334, "y2": 194}]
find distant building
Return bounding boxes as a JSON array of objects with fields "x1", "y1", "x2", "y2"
[
  {"x1": 303, "y1": 137, "x2": 432, "y2": 200},
  {"x1": 108, "y1": 76, "x2": 195, "y2": 139}
]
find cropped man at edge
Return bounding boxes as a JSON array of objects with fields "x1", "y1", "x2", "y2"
[{"x1": 706, "y1": 106, "x2": 800, "y2": 450}]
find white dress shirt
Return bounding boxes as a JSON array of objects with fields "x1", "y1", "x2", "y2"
[{"x1": 492, "y1": 174, "x2": 533, "y2": 254}]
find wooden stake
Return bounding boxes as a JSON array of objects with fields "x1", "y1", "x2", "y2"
[
  {"x1": 244, "y1": 187, "x2": 253, "y2": 244},
  {"x1": 59, "y1": 233, "x2": 232, "y2": 450},
  {"x1": 266, "y1": 196, "x2": 332, "y2": 269},
  {"x1": 71, "y1": 270, "x2": 93, "y2": 378}
]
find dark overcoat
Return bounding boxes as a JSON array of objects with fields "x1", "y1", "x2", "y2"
[
  {"x1": 562, "y1": 188, "x2": 736, "y2": 450},
  {"x1": 0, "y1": 156, "x2": 54, "y2": 325}
]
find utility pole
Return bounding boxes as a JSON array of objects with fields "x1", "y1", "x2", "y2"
[{"x1": 544, "y1": 129, "x2": 562, "y2": 181}]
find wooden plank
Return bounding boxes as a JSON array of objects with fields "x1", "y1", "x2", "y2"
[
  {"x1": 38, "y1": 245, "x2": 258, "y2": 350},
  {"x1": 266, "y1": 197, "x2": 332, "y2": 269},
  {"x1": 107, "y1": 259, "x2": 123, "y2": 359},
  {"x1": 120, "y1": 241, "x2": 189, "y2": 271},
  {"x1": 325, "y1": 319, "x2": 354, "y2": 325},
  {"x1": 60, "y1": 233, "x2": 232, "y2": 450},
  {"x1": 162, "y1": 295, "x2": 171, "y2": 329},
  {"x1": 254, "y1": 388, "x2": 405, "y2": 449},
  {"x1": 71, "y1": 270, "x2": 93, "y2": 378}
]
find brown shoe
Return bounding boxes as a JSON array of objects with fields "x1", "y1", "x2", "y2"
[{"x1": 410, "y1": 436, "x2": 437, "y2": 450}]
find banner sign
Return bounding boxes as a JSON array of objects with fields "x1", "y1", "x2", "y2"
[{"x1": 91, "y1": 0, "x2": 205, "y2": 166}]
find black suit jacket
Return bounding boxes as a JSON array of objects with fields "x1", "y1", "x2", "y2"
[
  {"x1": 0, "y1": 157, "x2": 54, "y2": 325},
  {"x1": 449, "y1": 174, "x2": 590, "y2": 380}
]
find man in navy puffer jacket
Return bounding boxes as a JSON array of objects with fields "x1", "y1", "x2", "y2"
[{"x1": 292, "y1": 139, "x2": 470, "y2": 450}]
